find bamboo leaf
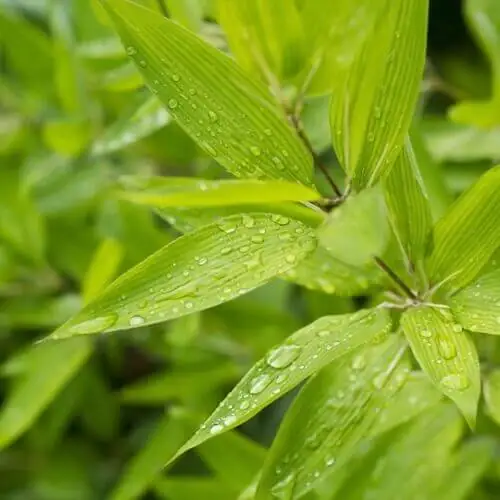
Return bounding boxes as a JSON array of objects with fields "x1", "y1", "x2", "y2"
[
  {"x1": 384, "y1": 138, "x2": 432, "y2": 267},
  {"x1": 370, "y1": 371, "x2": 443, "y2": 436},
  {"x1": 92, "y1": 95, "x2": 170, "y2": 155},
  {"x1": 449, "y1": 267, "x2": 500, "y2": 335},
  {"x1": 484, "y1": 369, "x2": 500, "y2": 424},
  {"x1": 256, "y1": 337, "x2": 406, "y2": 499},
  {"x1": 0, "y1": 338, "x2": 92, "y2": 450},
  {"x1": 49, "y1": 213, "x2": 317, "y2": 339},
  {"x1": 82, "y1": 238, "x2": 124, "y2": 304},
  {"x1": 101, "y1": 0, "x2": 314, "y2": 185},
  {"x1": 435, "y1": 438, "x2": 495, "y2": 500},
  {"x1": 168, "y1": 308, "x2": 392, "y2": 464},
  {"x1": 426, "y1": 165, "x2": 500, "y2": 292},
  {"x1": 330, "y1": 0, "x2": 428, "y2": 189},
  {"x1": 317, "y1": 186, "x2": 389, "y2": 267},
  {"x1": 401, "y1": 306, "x2": 481, "y2": 426},
  {"x1": 118, "y1": 176, "x2": 320, "y2": 207}
]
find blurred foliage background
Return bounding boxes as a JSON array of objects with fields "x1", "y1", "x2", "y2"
[{"x1": 0, "y1": 0, "x2": 500, "y2": 499}]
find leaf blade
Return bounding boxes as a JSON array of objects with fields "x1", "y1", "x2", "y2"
[
  {"x1": 102, "y1": 0, "x2": 314, "y2": 185},
  {"x1": 49, "y1": 213, "x2": 317, "y2": 338},
  {"x1": 401, "y1": 306, "x2": 481, "y2": 426}
]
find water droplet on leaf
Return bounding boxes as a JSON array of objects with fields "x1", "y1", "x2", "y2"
[
  {"x1": 440, "y1": 373, "x2": 469, "y2": 391},
  {"x1": 249, "y1": 374, "x2": 272, "y2": 394},
  {"x1": 129, "y1": 315, "x2": 146, "y2": 327},
  {"x1": 266, "y1": 345, "x2": 301, "y2": 368},
  {"x1": 68, "y1": 314, "x2": 118, "y2": 335}
]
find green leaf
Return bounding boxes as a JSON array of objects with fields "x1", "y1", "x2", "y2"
[
  {"x1": 109, "y1": 408, "x2": 194, "y2": 500},
  {"x1": 435, "y1": 438, "x2": 495, "y2": 500},
  {"x1": 330, "y1": 0, "x2": 429, "y2": 189},
  {"x1": 337, "y1": 404, "x2": 463, "y2": 500},
  {"x1": 256, "y1": 337, "x2": 406, "y2": 499},
  {"x1": 426, "y1": 165, "x2": 500, "y2": 292},
  {"x1": 466, "y1": 0, "x2": 500, "y2": 96},
  {"x1": 449, "y1": 268, "x2": 500, "y2": 335},
  {"x1": 484, "y1": 369, "x2": 500, "y2": 424},
  {"x1": 101, "y1": 0, "x2": 314, "y2": 185},
  {"x1": 317, "y1": 186, "x2": 389, "y2": 267},
  {"x1": 167, "y1": 0, "x2": 203, "y2": 32},
  {"x1": 401, "y1": 306, "x2": 481, "y2": 426},
  {"x1": 49, "y1": 213, "x2": 317, "y2": 339},
  {"x1": 118, "y1": 176, "x2": 320, "y2": 207},
  {"x1": 92, "y1": 95, "x2": 170, "y2": 155},
  {"x1": 370, "y1": 371, "x2": 443, "y2": 437},
  {"x1": 154, "y1": 478, "x2": 236, "y2": 500},
  {"x1": 197, "y1": 431, "x2": 266, "y2": 491},
  {"x1": 284, "y1": 246, "x2": 383, "y2": 296},
  {"x1": 0, "y1": 338, "x2": 91, "y2": 450},
  {"x1": 384, "y1": 138, "x2": 432, "y2": 267},
  {"x1": 82, "y1": 238, "x2": 124, "y2": 304},
  {"x1": 217, "y1": 0, "x2": 306, "y2": 81},
  {"x1": 168, "y1": 308, "x2": 392, "y2": 464}
]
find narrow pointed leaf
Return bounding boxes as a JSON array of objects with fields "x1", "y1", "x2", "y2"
[
  {"x1": 449, "y1": 268, "x2": 500, "y2": 335},
  {"x1": 110, "y1": 409, "x2": 194, "y2": 500},
  {"x1": 384, "y1": 138, "x2": 432, "y2": 266},
  {"x1": 317, "y1": 186, "x2": 389, "y2": 267},
  {"x1": 435, "y1": 438, "x2": 495, "y2": 500},
  {"x1": 49, "y1": 213, "x2": 316, "y2": 339},
  {"x1": 0, "y1": 338, "x2": 91, "y2": 450},
  {"x1": 256, "y1": 338, "x2": 406, "y2": 499},
  {"x1": 466, "y1": 0, "x2": 500, "y2": 96},
  {"x1": 154, "y1": 478, "x2": 236, "y2": 500},
  {"x1": 330, "y1": 0, "x2": 428, "y2": 188},
  {"x1": 92, "y1": 95, "x2": 170, "y2": 156},
  {"x1": 118, "y1": 177, "x2": 320, "y2": 208},
  {"x1": 484, "y1": 369, "x2": 500, "y2": 424},
  {"x1": 341, "y1": 404, "x2": 463, "y2": 500},
  {"x1": 82, "y1": 238, "x2": 124, "y2": 304},
  {"x1": 169, "y1": 308, "x2": 392, "y2": 464},
  {"x1": 401, "y1": 306, "x2": 481, "y2": 426},
  {"x1": 101, "y1": 0, "x2": 314, "y2": 185},
  {"x1": 426, "y1": 165, "x2": 500, "y2": 292},
  {"x1": 370, "y1": 371, "x2": 443, "y2": 436}
]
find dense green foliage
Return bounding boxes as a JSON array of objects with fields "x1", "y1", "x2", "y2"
[{"x1": 1, "y1": 0, "x2": 500, "y2": 498}]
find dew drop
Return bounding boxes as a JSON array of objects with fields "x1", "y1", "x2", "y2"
[
  {"x1": 250, "y1": 146, "x2": 261, "y2": 156},
  {"x1": 129, "y1": 315, "x2": 146, "y2": 327},
  {"x1": 198, "y1": 257, "x2": 208, "y2": 266},
  {"x1": 168, "y1": 98, "x2": 178, "y2": 109},
  {"x1": 440, "y1": 373, "x2": 469, "y2": 391},
  {"x1": 438, "y1": 339, "x2": 457, "y2": 360},
  {"x1": 325, "y1": 456, "x2": 336, "y2": 467},
  {"x1": 351, "y1": 354, "x2": 366, "y2": 370},
  {"x1": 452, "y1": 324, "x2": 463, "y2": 333},
  {"x1": 271, "y1": 214, "x2": 290, "y2": 225},
  {"x1": 172, "y1": 74, "x2": 180, "y2": 82},
  {"x1": 218, "y1": 221, "x2": 236, "y2": 234},
  {"x1": 242, "y1": 214, "x2": 255, "y2": 228},
  {"x1": 224, "y1": 415, "x2": 237, "y2": 426},
  {"x1": 285, "y1": 254, "x2": 297, "y2": 264},
  {"x1": 251, "y1": 235, "x2": 264, "y2": 244},
  {"x1": 420, "y1": 329, "x2": 432, "y2": 338},
  {"x1": 138, "y1": 60, "x2": 147, "y2": 68},
  {"x1": 210, "y1": 423, "x2": 224, "y2": 435},
  {"x1": 249, "y1": 374, "x2": 272, "y2": 394},
  {"x1": 220, "y1": 247, "x2": 232, "y2": 255},
  {"x1": 266, "y1": 345, "x2": 301, "y2": 369},
  {"x1": 126, "y1": 46, "x2": 137, "y2": 56},
  {"x1": 240, "y1": 400, "x2": 250, "y2": 410},
  {"x1": 208, "y1": 110, "x2": 218, "y2": 123},
  {"x1": 317, "y1": 330, "x2": 330, "y2": 338}
]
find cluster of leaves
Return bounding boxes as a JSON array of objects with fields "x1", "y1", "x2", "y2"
[{"x1": 1, "y1": 0, "x2": 500, "y2": 499}]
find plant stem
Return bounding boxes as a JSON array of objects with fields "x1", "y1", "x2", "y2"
[
  {"x1": 374, "y1": 256, "x2": 418, "y2": 301},
  {"x1": 156, "y1": 0, "x2": 168, "y2": 16},
  {"x1": 289, "y1": 114, "x2": 343, "y2": 198}
]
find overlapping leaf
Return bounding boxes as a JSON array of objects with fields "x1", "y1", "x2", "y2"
[
  {"x1": 49, "y1": 213, "x2": 317, "y2": 339},
  {"x1": 256, "y1": 338, "x2": 406, "y2": 499},
  {"x1": 330, "y1": 0, "x2": 428, "y2": 188},
  {"x1": 118, "y1": 176, "x2": 320, "y2": 207},
  {"x1": 101, "y1": 0, "x2": 314, "y2": 185},
  {"x1": 92, "y1": 95, "x2": 170, "y2": 155},
  {"x1": 401, "y1": 306, "x2": 481, "y2": 426},
  {"x1": 317, "y1": 186, "x2": 389, "y2": 267},
  {"x1": 484, "y1": 369, "x2": 500, "y2": 424},
  {"x1": 449, "y1": 268, "x2": 500, "y2": 335},
  {"x1": 426, "y1": 165, "x2": 500, "y2": 292},
  {"x1": 384, "y1": 138, "x2": 432, "y2": 267},
  {"x1": 168, "y1": 308, "x2": 392, "y2": 464}
]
